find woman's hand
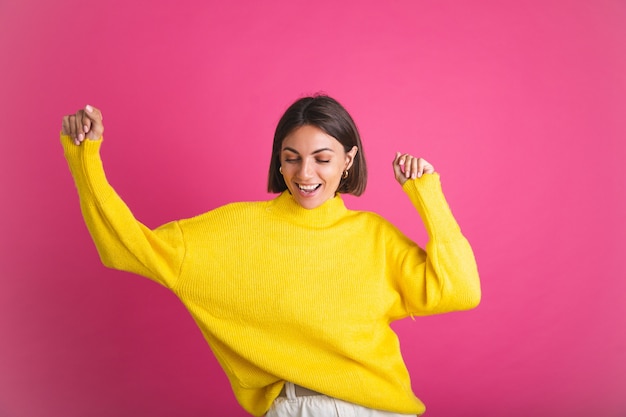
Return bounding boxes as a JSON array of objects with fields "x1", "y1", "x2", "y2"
[
  {"x1": 392, "y1": 152, "x2": 435, "y2": 185},
  {"x1": 61, "y1": 104, "x2": 104, "y2": 146}
]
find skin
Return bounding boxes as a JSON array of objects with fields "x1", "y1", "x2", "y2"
[
  {"x1": 392, "y1": 151, "x2": 435, "y2": 185},
  {"x1": 280, "y1": 125, "x2": 358, "y2": 210},
  {"x1": 61, "y1": 105, "x2": 104, "y2": 145},
  {"x1": 61, "y1": 105, "x2": 435, "y2": 209}
]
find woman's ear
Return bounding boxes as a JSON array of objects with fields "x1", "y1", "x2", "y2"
[{"x1": 345, "y1": 146, "x2": 358, "y2": 170}]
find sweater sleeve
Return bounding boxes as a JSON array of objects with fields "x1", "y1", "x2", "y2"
[
  {"x1": 395, "y1": 173, "x2": 481, "y2": 315},
  {"x1": 61, "y1": 133, "x2": 185, "y2": 288}
]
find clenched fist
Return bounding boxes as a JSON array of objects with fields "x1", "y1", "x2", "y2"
[{"x1": 61, "y1": 104, "x2": 104, "y2": 146}]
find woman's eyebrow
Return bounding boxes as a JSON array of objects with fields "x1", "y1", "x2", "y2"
[{"x1": 282, "y1": 146, "x2": 335, "y2": 154}]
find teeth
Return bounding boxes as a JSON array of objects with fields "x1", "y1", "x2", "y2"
[{"x1": 298, "y1": 184, "x2": 319, "y2": 191}]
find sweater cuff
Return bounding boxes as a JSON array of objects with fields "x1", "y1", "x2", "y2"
[
  {"x1": 61, "y1": 133, "x2": 112, "y2": 203},
  {"x1": 401, "y1": 173, "x2": 461, "y2": 240}
]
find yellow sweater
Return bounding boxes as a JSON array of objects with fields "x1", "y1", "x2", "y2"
[{"x1": 62, "y1": 134, "x2": 481, "y2": 416}]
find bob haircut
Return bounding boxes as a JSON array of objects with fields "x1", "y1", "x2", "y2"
[{"x1": 267, "y1": 95, "x2": 367, "y2": 196}]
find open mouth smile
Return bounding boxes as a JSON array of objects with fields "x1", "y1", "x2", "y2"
[{"x1": 297, "y1": 183, "x2": 321, "y2": 194}]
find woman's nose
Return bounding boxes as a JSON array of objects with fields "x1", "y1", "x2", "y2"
[{"x1": 298, "y1": 160, "x2": 313, "y2": 178}]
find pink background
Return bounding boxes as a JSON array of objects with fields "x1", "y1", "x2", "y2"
[{"x1": 1, "y1": 1, "x2": 625, "y2": 416}]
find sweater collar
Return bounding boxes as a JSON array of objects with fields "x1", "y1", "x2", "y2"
[{"x1": 269, "y1": 191, "x2": 348, "y2": 228}]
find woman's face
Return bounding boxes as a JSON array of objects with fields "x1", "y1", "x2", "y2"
[{"x1": 280, "y1": 125, "x2": 358, "y2": 210}]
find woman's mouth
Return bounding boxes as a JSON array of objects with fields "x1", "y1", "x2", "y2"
[{"x1": 297, "y1": 183, "x2": 321, "y2": 194}]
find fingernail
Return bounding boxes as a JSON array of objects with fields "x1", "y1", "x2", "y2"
[
  {"x1": 83, "y1": 125, "x2": 89, "y2": 133},
  {"x1": 78, "y1": 133, "x2": 84, "y2": 141},
  {"x1": 86, "y1": 105, "x2": 93, "y2": 113}
]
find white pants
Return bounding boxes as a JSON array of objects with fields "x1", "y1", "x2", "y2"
[{"x1": 265, "y1": 383, "x2": 416, "y2": 417}]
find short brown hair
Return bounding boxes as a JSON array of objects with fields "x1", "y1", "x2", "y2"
[{"x1": 267, "y1": 95, "x2": 367, "y2": 196}]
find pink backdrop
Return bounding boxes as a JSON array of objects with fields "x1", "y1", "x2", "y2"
[{"x1": 1, "y1": 1, "x2": 625, "y2": 416}]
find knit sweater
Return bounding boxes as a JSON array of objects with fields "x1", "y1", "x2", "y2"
[{"x1": 61, "y1": 134, "x2": 481, "y2": 416}]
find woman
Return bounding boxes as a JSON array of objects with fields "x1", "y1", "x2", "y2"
[{"x1": 61, "y1": 95, "x2": 481, "y2": 417}]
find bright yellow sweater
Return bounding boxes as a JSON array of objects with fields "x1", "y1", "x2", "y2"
[{"x1": 62, "y1": 134, "x2": 481, "y2": 416}]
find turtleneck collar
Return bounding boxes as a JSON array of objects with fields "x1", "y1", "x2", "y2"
[{"x1": 268, "y1": 191, "x2": 349, "y2": 228}]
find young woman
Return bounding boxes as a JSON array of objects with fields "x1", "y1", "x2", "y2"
[{"x1": 61, "y1": 95, "x2": 480, "y2": 417}]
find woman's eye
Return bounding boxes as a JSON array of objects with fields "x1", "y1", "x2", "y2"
[
  {"x1": 317, "y1": 160, "x2": 330, "y2": 164},
  {"x1": 284, "y1": 158, "x2": 299, "y2": 163}
]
